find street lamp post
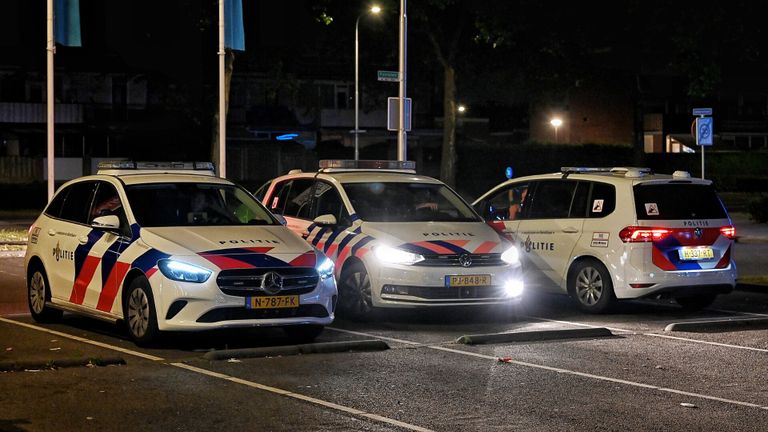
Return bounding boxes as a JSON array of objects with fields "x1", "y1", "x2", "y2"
[
  {"x1": 354, "y1": 5, "x2": 381, "y2": 161},
  {"x1": 550, "y1": 118, "x2": 563, "y2": 143}
]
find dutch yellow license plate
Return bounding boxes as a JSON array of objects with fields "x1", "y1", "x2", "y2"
[
  {"x1": 679, "y1": 247, "x2": 714, "y2": 261},
  {"x1": 446, "y1": 274, "x2": 491, "y2": 287},
  {"x1": 247, "y1": 295, "x2": 299, "y2": 309}
]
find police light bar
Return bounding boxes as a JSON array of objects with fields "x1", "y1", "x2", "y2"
[
  {"x1": 319, "y1": 160, "x2": 416, "y2": 171},
  {"x1": 561, "y1": 167, "x2": 652, "y2": 177},
  {"x1": 97, "y1": 161, "x2": 215, "y2": 171}
]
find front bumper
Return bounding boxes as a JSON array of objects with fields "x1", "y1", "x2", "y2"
[
  {"x1": 368, "y1": 261, "x2": 524, "y2": 308},
  {"x1": 149, "y1": 272, "x2": 337, "y2": 331}
]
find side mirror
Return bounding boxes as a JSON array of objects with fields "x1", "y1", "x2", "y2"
[
  {"x1": 313, "y1": 214, "x2": 337, "y2": 226},
  {"x1": 91, "y1": 215, "x2": 121, "y2": 231},
  {"x1": 274, "y1": 214, "x2": 287, "y2": 226}
]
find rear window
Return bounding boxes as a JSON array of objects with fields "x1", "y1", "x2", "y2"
[{"x1": 633, "y1": 183, "x2": 728, "y2": 220}]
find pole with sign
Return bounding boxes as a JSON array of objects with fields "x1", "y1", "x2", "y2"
[{"x1": 692, "y1": 108, "x2": 713, "y2": 179}]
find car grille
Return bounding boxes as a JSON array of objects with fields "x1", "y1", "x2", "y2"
[
  {"x1": 381, "y1": 284, "x2": 505, "y2": 300},
  {"x1": 216, "y1": 268, "x2": 319, "y2": 297},
  {"x1": 197, "y1": 304, "x2": 329, "y2": 323},
  {"x1": 415, "y1": 253, "x2": 504, "y2": 267}
]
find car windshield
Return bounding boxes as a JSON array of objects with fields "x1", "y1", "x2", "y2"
[
  {"x1": 125, "y1": 182, "x2": 279, "y2": 227},
  {"x1": 343, "y1": 182, "x2": 481, "y2": 222}
]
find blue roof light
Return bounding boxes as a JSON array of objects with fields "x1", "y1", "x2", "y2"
[{"x1": 276, "y1": 133, "x2": 299, "y2": 141}]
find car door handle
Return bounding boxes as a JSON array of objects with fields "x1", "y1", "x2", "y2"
[
  {"x1": 562, "y1": 227, "x2": 579, "y2": 233},
  {"x1": 78, "y1": 236, "x2": 89, "y2": 245},
  {"x1": 48, "y1": 229, "x2": 56, "y2": 236}
]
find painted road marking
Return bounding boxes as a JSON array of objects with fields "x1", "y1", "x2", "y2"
[
  {"x1": 327, "y1": 327, "x2": 768, "y2": 411},
  {"x1": 172, "y1": 363, "x2": 434, "y2": 432},
  {"x1": 645, "y1": 333, "x2": 768, "y2": 353},
  {"x1": 0, "y1": 317, "x2": 434, "y2": 432},
  {"x1": 0, "y1": 316, "x2": 164, "y2": 361}
]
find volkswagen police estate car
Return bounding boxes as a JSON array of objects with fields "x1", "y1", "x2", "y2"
[
  {"x1": 25, "y1": 161, "x2": 337, "y2": 345},
  {"x1": 472, "y1": 167, "x2": 737, "y2": 313},
  {"x1": 261, "y1": 160, "x2": 524, "y2": 318}
]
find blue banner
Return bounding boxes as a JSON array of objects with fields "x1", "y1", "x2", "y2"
[
  {"x1": 55, "y1": 0, "x2": 82, "y2": 47},
  {"x1": 225, "y1": 0, "x2": 245, "y2": 51}
]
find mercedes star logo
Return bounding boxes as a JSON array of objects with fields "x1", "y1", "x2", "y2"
[
  {"x1": 458, "y1": 254, "x2": 473, "y2": 268},
  {"x1": 260, "y1": 271, "x2": 284, "y2": 295}
]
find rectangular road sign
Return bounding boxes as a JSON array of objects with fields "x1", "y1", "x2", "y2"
[
  {"x1": 387, "y1": 97, "x2": 412, "y2": 131},
  {"x1": 692, "y1": 107, "x2": 713, "y2": 116},
  {"x1": 696, "y1": 116, "x2": 713, "y2": 146},
  {"x1": 378, "y1": 70, "x2": 400, "y2": 82}
]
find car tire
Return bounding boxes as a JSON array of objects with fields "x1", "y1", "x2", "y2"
[
  {"x1": 27, "y1": 266, "x2": 63, "y2": 322},
  {"x1": 568, "y1": 259, "x2": 615, "y2": 314},
  {"x1": 338, "y1": 262, "x2": 374, "y2": 320},
  {"x1": 284, "y1": 325, "x2": 324, "y2": 343},
  {"x1": 675, "y1": 294, "x2": 717, "y2": 311},
  {"x1": 123, "y1": 276, "x2": 160, "y2": 346}
]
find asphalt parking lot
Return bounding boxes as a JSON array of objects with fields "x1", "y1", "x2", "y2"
[{"x1": 2, "y1": 214, "x2": 768, "y2": 431}]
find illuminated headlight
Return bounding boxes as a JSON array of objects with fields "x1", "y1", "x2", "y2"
[
  {"x1": 316, "y1": 255, "x2": 335, "y2": 280},
  {"x1": 157, "y1": 259, "x2": 212, "y2": 283},
  {"x1": 500, "y1": 246, "x2": 520, "y2": 265},
  {"x1": 504, "y1": 279, "x2": 524, "y2": 298},
  {"x1": 374, "y1": 245, "x2": 425, "y2": 265}
]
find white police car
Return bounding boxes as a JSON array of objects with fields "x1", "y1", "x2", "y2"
[
  {"x1": 473, "y1": 167, "x2": 737, "y2": 313},
  {"x1": 25, "y1": 162, "x2": 337, "y2": 344},
  {"x1": 261, "y1": 160, "x2": 524, "y2": 318}
]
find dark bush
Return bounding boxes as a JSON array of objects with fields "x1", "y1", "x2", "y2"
[{"x1": 748, "y1": 196, "x2": 768, "y2": 223}]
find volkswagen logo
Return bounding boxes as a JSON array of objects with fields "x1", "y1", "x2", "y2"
[
  {"x1": 458, "y1": 254, "x2": 473, "y2": 268},
  {"x1": 260, "y1": 271, "x2": 284, "y2": 295},
  {"x1": 694, "y1": 228, "x2": 703, "y2": 239}
]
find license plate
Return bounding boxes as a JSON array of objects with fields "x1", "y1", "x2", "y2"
[
  {"x1": 246, "y1": 295, "x2": 299, "y2": 309},
  {"x1": 445, "y1": 274, "x2": 491, "y2": 287},
  {"x1": 679, "y1": 247, "x2": 714, "y2": 261}
]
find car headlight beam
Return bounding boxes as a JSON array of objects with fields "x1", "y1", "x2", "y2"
[
  {"x1": 158, "y1": 259, "x2": 212, "y2": 283},
  {"x1": 316, "y1": 255, "x2": 335, "y2": 280},
  {"x1": 500, "y1": 246, "x2": 520, "y2": 265},
  {"x1": 374, "y1": 245, "x2": 425, "y2": 265}
]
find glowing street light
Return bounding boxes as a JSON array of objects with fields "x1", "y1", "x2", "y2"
[
  {"x1": 457, "y1": 104, "x2": 466, "y2": 114},
  {"x1": 354, "y1": 5, "x2": 382, "y2": 160},
  {"x1": 550, "y1": 117, "x2": 563, "y2": 143}
]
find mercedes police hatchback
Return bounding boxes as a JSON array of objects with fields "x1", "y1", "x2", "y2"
[
  {"x1": 473, "y1": 167, "x2": 737, "y2": 313},
  {"x1": 261, "y1": 160, "x2": 524, "y2": 318},
  {"x1": 25, "y1": 162, "x2": 337, "y2": 345}
]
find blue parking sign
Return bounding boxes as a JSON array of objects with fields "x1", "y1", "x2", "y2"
[{"x1": 696, "y1": 117, "x2": 713, "y2": 146}]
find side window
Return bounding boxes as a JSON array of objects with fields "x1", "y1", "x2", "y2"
[
  {"x1": 268, "y1": 180, "x2": 291, "y2": 214},
  {"x1": 90, "y1": 182, "x2": 126, "y2": 226},
  {"x1": 45, "y1": 187, "x2": 70, "y2": 218},
  {"x1": 526, "y1": 180, "x2": 577, "y2": 219},
  {"x1": 282, "y1": 179, "x2": 315, "y2": 219},
  {"x1": 588, "y1": 182, "x2": 616, "y2": 218},
  {"x1": 569, "y1": 181, "x2": 590, "y2": 218},
  {"x1": 59, "y1": 181, "x2": 97, "y2": 224},
  {"x1": 480, "y1": 183, "x2": 529, "y2": 221},
  {"x1": 312, "y1": 182, "x2": 350, "y2": 224}
]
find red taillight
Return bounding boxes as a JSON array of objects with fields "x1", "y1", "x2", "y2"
[
  {"x1": 720, "y1": 225, "x2": 736, "y2": 239},
  {"x1": 619, "y1": 226, "x2": 672, "y2": 242}
]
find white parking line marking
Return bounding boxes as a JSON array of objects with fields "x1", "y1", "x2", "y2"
[
  {"x1": 329, "y1": 327, "x2": 768, "y2": 411},
  {"x1": 172, "y1": 362, "x2": 435, "y2": 432},
  {"x1": 328, "y1": 327, "x2": 422, "y2": 346},
  {"x1": 645, "y1": 333, "x2": 768, "y2": 353},
  {"x1": 0, "y1": 317, "x2": 164, "y2": 362},
  {"x1": 2, "y1": 317, "x2": 435, "y2": 430},
  {"x1": 711, "y1": 308, "x2": 768, "y2": 318}
]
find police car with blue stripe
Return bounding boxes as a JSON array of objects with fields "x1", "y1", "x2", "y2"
[
  {"x1": 473, "y1": 167, "x2": 737, "y2": 313},
  {"x1": 25, "y1": 161, "x2": 337, "y2": 345},
  {"x1": 261, "y1": 160, "x2": 524, "y2": 318}
]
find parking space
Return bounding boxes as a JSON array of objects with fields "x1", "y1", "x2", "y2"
[{"x1": 3, "y1": 285, "x2": 768, "y2": 431}]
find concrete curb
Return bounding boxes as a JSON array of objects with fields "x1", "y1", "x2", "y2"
[
  {"x1": 455, "y1": 327, "x2": 614, "y2": 345},
  {"x1": 0, "y1": 356, "x2": 126, "y2": 372},
  {"x1": 664, "y1": 317, "x2": 768, "y2": 333},
  {"x1": 0, "y1": 250, "x2": 25, "y2": 258},
  {"x1": 202, "y1": 339, "x2": 390, "y2": 361}
]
